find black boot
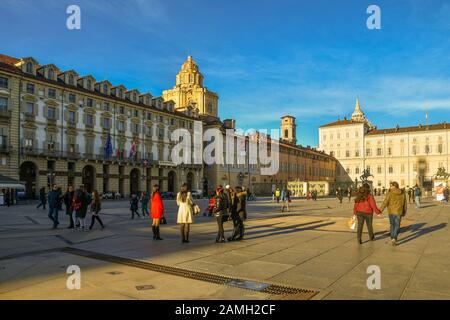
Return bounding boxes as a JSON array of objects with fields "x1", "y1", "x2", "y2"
[
  {"x1": 184, "y1": 225, "x2": 190, "y2": 243},
  {"x1": 156, "y1": 226, "x2": 163, "y2": 240},
  {"x1": 180, "y1": 225, "x2": 186, "y2": 243},
  {"x1": 152, "y1": 226, "x2": 156, "y2": 240}
]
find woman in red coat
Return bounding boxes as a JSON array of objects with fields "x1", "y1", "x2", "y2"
[{"x1": 151, "y1": 184, "x2": 164, "y2": 240}]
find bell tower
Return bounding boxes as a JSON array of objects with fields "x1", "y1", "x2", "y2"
[
  {"x1": 163, "y1": 55, "x2": 219, "y2": 118},
  {"x1": 281, "y1": 116, "x2": 297, "y2": 144}
]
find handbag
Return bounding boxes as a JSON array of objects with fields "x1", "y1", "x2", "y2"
[
  {"x1": 348, "y1": 216, "x2": 356, "y2": 230},
  {"x1": 192, "y1": 204, "x2": 201, "y2": 215},
  {"x1": 161, "y1": 216, "x2": 167, "y2": 224}
]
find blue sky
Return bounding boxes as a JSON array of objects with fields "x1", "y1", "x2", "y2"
[{"x1": 1, "y1": 0, "x2": 450, "y2": 146}]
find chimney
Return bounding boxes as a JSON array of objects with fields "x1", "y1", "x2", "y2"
[{"x1": 223, "y1": 119, "x2": 236, "y2": 130}]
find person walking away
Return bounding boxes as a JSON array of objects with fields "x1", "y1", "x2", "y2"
[
  {"x1": 280, "y1": 188, "x2": 290, "y2": 212},
  {"x1": 63, "y1": 186, "x2": 75, "y2": 229},
  {"x1": 151, "y1": 185, "x2": 164, "y2": 240},
  {"x1": 336, "y1": 187, "x2": 343, "y2": 204},
  {"x1": 380, "y1": 181, "x2": 407, "y2": 246},
  {"x1": 177, "y1": 183, "x2": 195, "y2": 243},
  {"x1": 89, "y1": 190, "x2": 104, "y2": 230},
  {"x1": 70, "y1": 191, "x2": 83, "y2": 231},
  {"x1": 413, "y1": 184, "x2": 422, "y2": 209},
  {"x1": 275, "y1": 188, "x2": 281, "y2": 203},
  {"x1": 353, "y1": 184, "x2": 381, "y2": 244},
  {"x1": 407, "y1": 187, "x2": 413, "y2": 204},
  {"x1": 130, "y1": 193, "x2": 140, "y2": 219},
  {"x1": 37, "y1": 187, "x2": 47, "y2": 209},
  {"x1": 272, "y1": 191, "x2": 275, "y2": 203},
  {"x1": 140, "y1": 192, "x2": 149, "y2": 217},
  {"x1": 213, "y1": 186, "x2": 227, "y2": 243},
  {"x1": 47, "y1": 184, "x2": 62, "y2": 229},
  {"x1": 348, "y1": 187, "x2": 352, "y2": 202}
]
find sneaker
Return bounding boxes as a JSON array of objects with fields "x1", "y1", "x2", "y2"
[{"x1": 391, "y1": 239, "x2": 397, "y2": 246}]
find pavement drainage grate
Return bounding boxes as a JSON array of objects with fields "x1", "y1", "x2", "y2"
[
  {"x1": 62, "y1": 247, "x2": 318, "y2": 299},
  {"x1": 136, "y1": 285, "x2": 155, "y2": 291}
]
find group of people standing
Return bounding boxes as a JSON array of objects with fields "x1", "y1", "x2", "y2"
[
  {"x1": 353, "y1": 181, "x2": 408, "y2": 246},
  {"x1": 212, "y1": 185, "x2": 247, "y2": 243}
]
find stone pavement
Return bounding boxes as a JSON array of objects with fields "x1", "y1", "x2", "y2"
[{"x1": 0, "y1": 196, "x2": 449, "y2": 300}]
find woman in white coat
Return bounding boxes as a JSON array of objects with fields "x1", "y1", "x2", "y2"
[{"x1": 177, "y1": 183, "x2": 194, "y2": 243}]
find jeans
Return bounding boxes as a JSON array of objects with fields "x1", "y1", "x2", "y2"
[
  {"x1": 415, "y1": 196, "x2": 421, "y2": 208},
  {"x1": 48, "y1": 207, "x2": 59, "y2": 226},
  {"x1": 216, "y1": 216, "x2": 225, "y2": 241},
  {"x1": 356, "y1": 212, "x2": 374, "y2": 241},
  {"x1": 389, "y1": 214, "x2": 402, "y2": 240}
]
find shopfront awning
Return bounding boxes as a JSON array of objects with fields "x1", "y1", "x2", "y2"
[{"x1": 0, "y1": 175, "x2": 26, "y2": 190}]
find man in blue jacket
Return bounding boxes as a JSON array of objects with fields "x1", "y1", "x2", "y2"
[{"x1": 48, "y1": 184, "x2": 62, "y2": 229}]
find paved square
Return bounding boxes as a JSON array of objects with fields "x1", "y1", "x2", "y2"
[{"x1": 0, "y1": 196, "x2": 449, "y2": 300}]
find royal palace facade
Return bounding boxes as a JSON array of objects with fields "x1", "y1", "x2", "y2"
[
  {"x1": 0, "y1": 52, "x2": 337, "y2": 199},
  {"x1": 319, "y1": 99, "x2": 450, "y2": 192}
]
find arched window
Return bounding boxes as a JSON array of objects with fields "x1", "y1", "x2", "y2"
[{"x1": 26, "y1": 62, "x2": 33, "y2": 73}]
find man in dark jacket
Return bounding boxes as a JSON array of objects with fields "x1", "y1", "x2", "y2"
[
  {"x1": 63, "y1": 186, "x2": 75, "y2": 229},
  {"x1": 213, "y1": 186, "x2": 227, "y2": 243},
  {"x1": 228, "y1": 187, "x2": 247, "y2": 241},
  {"x1": 37, "y1": 187, "x2": 47, "y2": 210},
  {"x1": 48, "y1": 184, "x2": 62, "y2": 229}
]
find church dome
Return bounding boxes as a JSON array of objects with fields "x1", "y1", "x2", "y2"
[{"x1": 181, "y1": 55, "x2": 199, "y2": 72}]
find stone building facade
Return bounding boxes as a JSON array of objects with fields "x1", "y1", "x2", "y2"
[
  {"x1": 319, "y1": 99, "x2": 450, "y2": 191},
  {"x1": 0, "y1": 54, "x2": 203, "y2": 198}
]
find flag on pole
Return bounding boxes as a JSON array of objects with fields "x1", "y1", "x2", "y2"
[
  {"x1": 129, "y1": 140, "x2": 137, "y2": 159},
  {"x1": 104, "y1": 133, "x2": 113, "y2": 159}
]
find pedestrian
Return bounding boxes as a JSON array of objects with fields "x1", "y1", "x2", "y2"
[
  {"x1": 4, "y1": 189, "x2": 11, "y2": 207},
  {"x1": 281, "y1": 188, "x2": 290, "y2": 212},
  {"x1": 77, "y1": 187, "x2": 91, "y2": 231},
  {"x1": 312, "y1": 190, "x2": 318, "y2": 201},
  {"x1": 89, "y1": 190, "x2": 104, "y2": 230},
  {"x1": 275, "y1": 188, "x2": 281, "y2": 203},
  {"x1": 176, "y1": 183, "x2": 194, "y2": 243},
  {"x1": 336, "y1": 187, "x2": 343, "y2": 204},
  {"x1": 407, "y1": 186, "x2": 413, "y2": 204},
  {"x1": 224, "y1": 185, "x2": 232, "y2": 213},
  {"x1": 47, "y1": 184, "x2": 62, "y2": 229},
  {"x1": 271, "y1": 191, "x2": 275, "y2": 203},
  {"x1": 151, "y1": 185, "x2": 164, "y2": 240},
  {"x1": 413, "y1": 184, "x2": 422, "y2": 208},
  {"x1": 229, "y1": 186, "x2": 247, "y2": 241},
  {"x1": 70, "y1": 190, "x2": 83, "y2": 231},
  {"x1": 36, "y1": 187, "x2": 47, "y2": 210},
  {"x1": 348, "y1": 187, "x2": 352, "y2": 202},
  {"x1": 140, "y1": 192, "x2": 149, "y2": 216},
  {"x1": 380, "y1": 181, "x2": 407, "y2": 246},
  {"x1": 353, "y1": 184, "x2": 381, "y2": 244},
  {"x1": 444, "y1": 186, "x2": 449, "y2": 203},
  {"x1": 63, "y1": 186, "x2": 75, "y2": 229},
  {"x1": 130, "y1": 193, "x2": 140, "y2": 219},
  {"x1": 213, "y1": 186, "x2": 227, "y2": 243}
]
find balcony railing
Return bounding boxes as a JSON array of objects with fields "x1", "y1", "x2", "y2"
[{"x1": 0, "y1": 109, "x2": 11, "y2": 119}]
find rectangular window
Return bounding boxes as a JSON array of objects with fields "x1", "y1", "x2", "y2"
[
  {"x1": 24, "y1": 138, "x2": 33, "y2": 148},
  {"x1": 377, "y1": 166, "x2": 382, "y2": 174},
  {"x1": 365, "y1": 148, "x2": 372, "y2": 157},
  {"x1": 158, "y1": 128, "x2": 164, "y2": 139},
  {"x1": 0, "y1": 77, "x2": 8, "y2": 88},
  {"x1": 87, "y1": 98, "x2": 94, "y2": 108},
  {"x1": 68, "y1": 111, "x2": 76, "y2": 124},
  {"x1": 147, "y1": 113, "x2": 152, "y2": 121},
  {"x1": 133, "y1": 110, "x2": 139, "y2": 117},
  {"x1": 102, "y1": 118, "x2": 111, "y2": 129},
  {"x1": 26, "y1": 83, "x2": 35, "y2": 94},
  {"x1": 377, "y1": 148, "x2": 382, "y2": 156},
  {"x1": 86, "y1": 114, "x2": 94, "y2": 127},
  {"x1": 103, "y1": 102, "x2": 110, "y2": 111},
  {"x1": 132, "y1": 123, "x2": 139, "y2": 133},
  {"x1": 438, "y1": 144, "x2": 443, "y2": 153},
  {"x1": 119, "y1": 106, "x2": 125, "y2": 114},
  {"x1": 345, "y1": 150, "x2": 350, "y2": 158},
  {"x1": 389, "y1": 165, "x2": 394, "y2": 174},
  {"x1": 47, "y1": 107, "x2": 56, "y2": 119},
  {"x1": 26, "y1": 102, "x2": 34, "y2": 114},
  {"x1": 412, "y1": 145, "x2": 417, "y2": 155},
  {"x1": 68, "y1": 93, "x2": 76, "y2": 103},
  {"x1": 401, "y1": 164, "x2": 405, "y2": 173},
  {"x1": 118, "y1": 121, "x2": 125, "y2": 132},
  {"x1": 0, "y1": 97, "x2": 7, "y2": 112},
  {"x1": 48, "y1": 88, "x2": 56, "y2": 99}
]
